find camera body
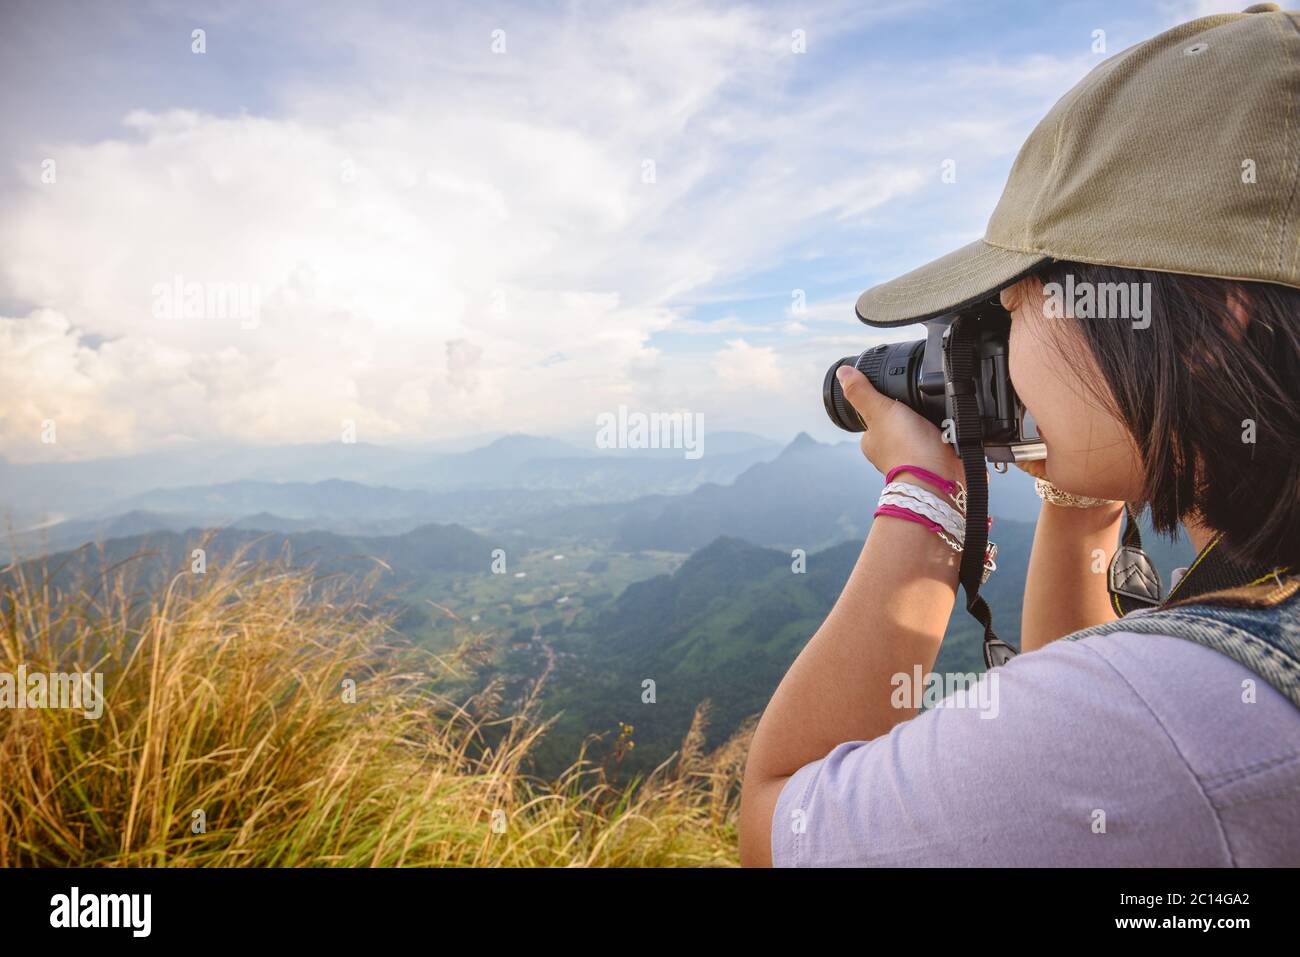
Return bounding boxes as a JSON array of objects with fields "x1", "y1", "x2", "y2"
[{"x1": 822, "y1": 303, "x2": 1045, "y2": 464}]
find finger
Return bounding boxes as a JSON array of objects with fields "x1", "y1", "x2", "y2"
[
  {"x1": 1015, "y1": 458, "x2": 1048, "y2": 480},
  {"x1": 835, "y1": 364, "x2": 893, "y2": 428}
]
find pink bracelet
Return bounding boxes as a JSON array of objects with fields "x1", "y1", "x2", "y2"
[
  {"x1": 873, "y1": 503, "x2": 945, "y2": 534},
  {"x1": 874, "y1": 504, "x2": 989, "y2": 538},
  {"x1": 874, "y1": 504, "x2": 998, "y2": 569},
  {"x1": 885, "y1": 464, "x2": 960, "y2": 496}
]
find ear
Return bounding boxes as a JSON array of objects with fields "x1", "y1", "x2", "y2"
[{"x1": 1000, "y1": 276, "x2": 1042, "y2": 315}]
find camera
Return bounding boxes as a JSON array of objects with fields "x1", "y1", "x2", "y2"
[{"x1": 822, "y1": 302, "x2": 1045, "y2": 465}]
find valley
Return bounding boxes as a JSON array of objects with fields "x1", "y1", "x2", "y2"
[{"x1": 1, "y1": 430, "x2": 1196, "y2": 783}]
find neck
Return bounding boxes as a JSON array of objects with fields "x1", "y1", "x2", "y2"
[{"x1": 1182, "y1": 512, "x2": 1218, "y2": 556}]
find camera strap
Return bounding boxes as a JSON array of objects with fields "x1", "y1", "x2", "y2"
[
  {"x1": 1107, "y1": 507, "x2": 1163, "y2": 615},
  {"x1": 945, "y1": 315, "x2": 1019, "y2": 669},
  {"x1": 1109, "y1": 512, "x2": 1294, "y2": 614}
]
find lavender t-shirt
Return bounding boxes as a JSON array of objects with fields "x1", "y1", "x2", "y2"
[{"x1": 771, "y1": 627, "x2": 1300, "y2": 866}]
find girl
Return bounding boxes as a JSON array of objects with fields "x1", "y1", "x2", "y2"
[{"x1": 740, "y1": 5, "x2": 1300, "y2": 867}]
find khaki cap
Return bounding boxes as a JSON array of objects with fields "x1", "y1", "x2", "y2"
[{"x1": 856, "y1": 3, "x2": 1300, "y2": 327}]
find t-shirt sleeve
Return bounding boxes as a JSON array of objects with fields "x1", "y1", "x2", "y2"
[{"x1": 769, "y1": 633, "x2": 1231, "y2": 867}]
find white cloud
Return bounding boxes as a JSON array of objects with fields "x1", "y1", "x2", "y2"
[
  {"x1": 0, "y1": 0, "x2": 1113, "y2": 460},
  {"x1": 713, "y1": 338, "x2": 786, "y2": 392}
]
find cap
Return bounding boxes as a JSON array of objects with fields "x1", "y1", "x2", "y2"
[{"x1": 855, "y1": 3, "x2": 1300, "y2": 327}]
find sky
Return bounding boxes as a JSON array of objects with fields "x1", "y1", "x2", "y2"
[{"x1": 0, "y1": 0, "x2": 1244, "y2": 462}]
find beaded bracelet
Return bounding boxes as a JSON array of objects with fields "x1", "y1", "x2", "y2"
[{"x1": 1034, "y1": 476, "x2": 1118, "y2": 510}]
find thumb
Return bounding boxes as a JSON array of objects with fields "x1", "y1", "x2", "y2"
[
  {"x1": 1014, "y1": 458, "x2": 1048, "y2": 480},
  {"x1": 835, "y1": 364, "x2": 892, "y2": 427}
]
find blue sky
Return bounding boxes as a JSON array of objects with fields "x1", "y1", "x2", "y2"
[{"x1": 0, "y1": 0, "x2": 1237, "y2": 460}]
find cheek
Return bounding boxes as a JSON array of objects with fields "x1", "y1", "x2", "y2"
[
  {"x1": 1012, "y1": 320, "x2": 1143, "y2": 499},
  {"x1": 1054, "y1": 410, "x2": 1143, "y2": 500},
  {"x1": 1008, "y1": 320, "x2": 1048, "y2": 433}
]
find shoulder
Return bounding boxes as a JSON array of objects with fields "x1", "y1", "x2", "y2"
[
  {"x1": 771, "y1": 629, "x2": 1300, "y2": 867},
  {"x1": 1064, "y1": 626, "x2": 1300, "y2": 770},
  {"x1": 1061, "y1": 627, "x2": 1300, "y2": 825}
]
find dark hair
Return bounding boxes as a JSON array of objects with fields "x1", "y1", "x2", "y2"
[{"x1": 1032, "y1": 260, "x2": 1300, "y2": 569}]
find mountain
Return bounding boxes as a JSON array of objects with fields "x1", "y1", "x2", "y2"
[
  {"x1": 0, "y1": 442, "x2": 425, "y2": 525},
  {"x1": 442, "y1": 434, "x2": 596, "y2": 475},
  {"x1": 528, "y1": 433, "x2": 1052, "y2": 552},
  {"x1": 107, "y1": 479, "x2": 442, "y2": 522},
  {"x1": 612, "y1": 432, "x2": 1043, "y2": 551},
  {"x1": 3, "y1": 433, "x2": 783, "y2": 533},
  {"x1": 612, "y1": 433, "x2": 867, "y2": 551},
  {"x1": 554, "y1": 429, "x2": 781, "y2": 458},
  {"x1": 529, "y1": 531, "x2": 1012, "y2": 775},
  {"x1": 4, "y1": 522, "x2": 501, "y2": 599},
  {"x1": 13, "y1": 510, "x2": 204, "y2": 554},
  {"x1": 6, "y1": 480, "x2": 450, "y2": 559},
  {"x1": 229, "y1": 512, "x2": 318, "y2": 533},
  {"x1": 528, "y1": 514, "x2": 1197, "y2": 776}
]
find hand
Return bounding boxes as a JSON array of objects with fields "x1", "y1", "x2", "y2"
[
  {"x1": 835, "y1": 364, "x2": 962, "y2": 483},
  {"x1": 1015, "y1": 458, "x2": 1048, "y2": 481}
]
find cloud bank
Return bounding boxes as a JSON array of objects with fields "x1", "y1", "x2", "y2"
[{"x1": 0, "y1": 0, "x2": 1127, "y2": 461}]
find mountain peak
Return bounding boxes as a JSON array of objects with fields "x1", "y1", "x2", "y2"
[
  {"x1": 486, "y1": 433, "x2": 542, "y2": 447},
  {"x1": 780, "y1": 432, "x2": 826, "y2": 455},
  {"x1": 675, "y1": 535, "x2": 785, "y2": 578},
  {"x1": 475, "y1": 434, "x2": 578, "y2": 457}
]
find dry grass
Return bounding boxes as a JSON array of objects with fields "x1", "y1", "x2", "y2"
[{"x1": 0, "y1": 547, "x2": 747, "y2": 867}]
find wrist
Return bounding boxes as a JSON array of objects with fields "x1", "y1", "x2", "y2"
[
  {"x1": 1039, "y1": 496, "x2": 1126, "y2": 531},
  {"x1": 1033, "y1": 476, "x2": 1120, "y2": 510},
  {"x1": 875, "y1": 466, "x2": 998, "y2": 585},
  {"x1": 865, "y1": 507, "x2": 963, "y2": 579},
  {"x1": 881, "y1": 457, "x2": 963, "y2": 488}
]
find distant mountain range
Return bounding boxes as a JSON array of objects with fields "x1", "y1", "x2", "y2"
[
  {"x1": 6, "y1": 431, "x2": 1064, "y2": 561},
  {"x1": 4, "y1": 522, "x2": 500, "y2": 605},
  {"x1": 1, "y1": 430, "x2": 785, "y2": 531},
  {"x1": 7, "y1": 453, "x2": 1197, "y2": 779},
  {"x1": 523, "y1": 432, "x2": 1047, "y2": 552}
]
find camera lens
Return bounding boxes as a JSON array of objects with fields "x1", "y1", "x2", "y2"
[
  {"x1": 822, "y1": 340, "x2": 927, "y2": 433},
  {"x1": 823, "y1": 358, "x2": 865, "y2": 431}
]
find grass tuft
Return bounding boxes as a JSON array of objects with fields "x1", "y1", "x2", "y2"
[{"x1": 0, "y1": 546, "x2": 745, "y2": 867}]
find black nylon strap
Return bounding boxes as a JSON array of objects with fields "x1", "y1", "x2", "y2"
[
  {"x1": 1111, "y1": 519, "x2": 1293, "y2": 613},
  {"x1": 945, "y1": 316, "x2": 1018, "y2": 669},
  {"x1": 1107, "y1": 506, "x2": 1163, "y2": 616}
]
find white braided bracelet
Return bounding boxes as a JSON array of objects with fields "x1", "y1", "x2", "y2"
[
  {"x1": 876, "y1": 480, "x2": 998, "y2": 583},
  {"x1": 879, "y1": 482, "x2": 966, "y2": 541}
]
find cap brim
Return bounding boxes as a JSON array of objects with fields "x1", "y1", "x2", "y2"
[{"x1": 855, "y1": 239, "x2": 1048, "y2": 327}]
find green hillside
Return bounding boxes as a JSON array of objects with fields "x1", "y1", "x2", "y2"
[{"x1": 527, "y1": 518, "x2": 1194, "y2": 777}]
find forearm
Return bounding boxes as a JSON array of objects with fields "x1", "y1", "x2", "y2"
[
  {"x1": 1020, "y1": 500, "x2": 1124, "y2": 652},
  {"x1": 740, "y1": 363, "x2": 963, "y2": 866},
  {"x1": 740, "y1": 508, "x2": 959, "y2": 863}
]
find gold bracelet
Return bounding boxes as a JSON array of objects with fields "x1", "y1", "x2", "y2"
[{"x1": 1034, "y1": 477, "x2": 1119, "y2": 510}]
